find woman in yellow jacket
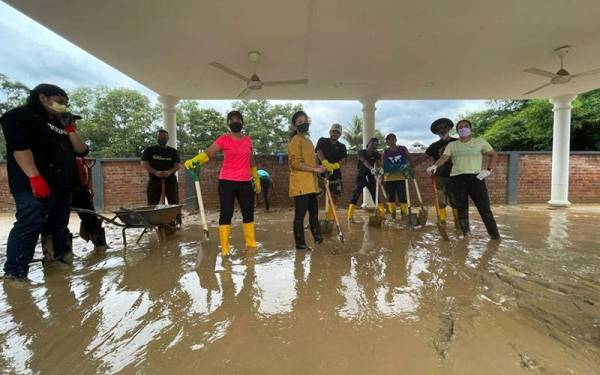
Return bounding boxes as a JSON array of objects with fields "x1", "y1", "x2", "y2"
[{"x1": 288, "y1": 111, "x2": 326, "y2": 250}]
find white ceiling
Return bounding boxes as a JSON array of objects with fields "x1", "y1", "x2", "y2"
[{"x1": 7, "y1": 0, "x2": 600, "y2": 100}]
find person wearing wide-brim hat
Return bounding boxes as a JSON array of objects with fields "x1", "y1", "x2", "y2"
[
  {"x1": 414, "y1": 118, "x2": 460, "y2": 227},
  {"x1": 427, "y1": 119, "x2": 500, "y2": 240}
]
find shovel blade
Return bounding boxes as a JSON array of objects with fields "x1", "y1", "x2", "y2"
[
  {"x1": 418, "y1": 208, "x2": 428, "y2": 226},
  {"x1": 436, "y1": 220, "x2": 449, "y2": 240},
  {"x1": 320, "y1": 220, "x2": 334, "y2": 234},
  {"x1": 368, "y1": 215, "x2": 383, "y2": 226}
]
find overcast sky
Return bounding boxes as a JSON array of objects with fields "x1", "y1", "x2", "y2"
[{"x1": 0, "y1": 1, "x2": 488, "y2": 147}]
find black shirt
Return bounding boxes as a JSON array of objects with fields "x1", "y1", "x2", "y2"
[
  {"x1": 315, "y1": 137, "x2": 348, "y2": 180},
  {"x1": 357, "y1": 149, "x2": 380, "y2": 176},
  {"x1": 1, "y1": 105, "x2": 86, "y2": 194},
  {"x1": 141, "y1": 145, "x2": 181, "y2": 181},
  {"x1": 425, "y1": 137, "x2": 458, "y2": 177}
]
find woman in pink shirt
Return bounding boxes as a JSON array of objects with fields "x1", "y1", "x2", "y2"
[{"x1": 185, "y1": 111, "x2": 262, "y2": 256}]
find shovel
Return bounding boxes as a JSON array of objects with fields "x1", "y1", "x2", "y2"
[
  {"x1": 319, "y1": 186, "x2": 334, "y2": 234},
  {"x1": 412, "y1": 177, "x2": 428, "y2": 226},
  {"x1": 368, "y1": 175, "x2": 383, "y2": 226},
  {"x1": 431, "y1": 175, "x2": 449, "y2": 240},
  {"x1": 190, "y1": 163, "x2": 209, "y2": 241},
  {"x1": 159, "y1": 178, "x2": 166, "y2": 204},
  {"x1": 404, "y1": 179, "x2": 418, "y2": 228},
  {"x1": 322, "y1": 175, "x2": 345, "y2": 243}
]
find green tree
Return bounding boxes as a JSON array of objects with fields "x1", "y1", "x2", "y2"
[
  {"x1": 0, "y1": 74, "x2": 30, "y2": 158},
  {"x1": 231, "y1": 100, "x2": 303, "y2": 154},
  {"x1": 342, "y1": 115, "x2": 384, "y2": 152},
  {"x1": 176, "y1": 100, "x2": 226, "y2": 156}
]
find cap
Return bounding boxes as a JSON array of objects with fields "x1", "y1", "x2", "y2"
[{"x1": 330, "y1": 123, "x2": 343, "y2": 133}]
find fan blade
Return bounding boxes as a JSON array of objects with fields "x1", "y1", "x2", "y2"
[
  {"x1": 524, "y1": 68, "x2": 558, "y2": 78},
  {"x1": 523, "y1": 82, "x2": 552, "y2": 95},
  {"x1": 237, "y1": 87, "x2": 251, "y2": 98},
  {"x1": 572, "y1": 68, "x2": 600, "y2": 78},
  {"x1": 263, "y1": 79, "x2": 309, "y2": 87},
  {"x1": 209, "y1": 62, "x2": 249, "y2": 82}
]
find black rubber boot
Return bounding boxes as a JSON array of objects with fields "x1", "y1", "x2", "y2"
[
  {"x1": 309, "y1": 220, "x2": 322, "y2": 245},
  {"x1": 459, "y1": 219, "x2": 471, "y2": 236},
  {"x1": 483, "y1": 218, "x2": 500, "y2": 240},
  {"x1": 91, "y1": 227, "x2": 108, "y2": 249},
  {"x1": 293, "y1": 220, "x2": 310, "y2": 250}
]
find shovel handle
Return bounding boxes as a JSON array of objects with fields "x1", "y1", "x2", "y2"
[
  {"x1": 431, "y1": 175, "x2": 442, "y2": 217},
  {"x1": 194, "y1": 181, "x2": 209, "y2": 237},
  {"x1": 322, "y1": 177, "x2": 344, "y2": 242},
  {"x1": 159, "y1": 179, "x2": 166, "y2": 204}
]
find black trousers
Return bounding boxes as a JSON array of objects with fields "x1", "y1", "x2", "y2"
[
  {"x1": 147, "y1": 177, "x2": 179, "y2": 205},
  {"x1": 449, "y1": 174, "x2": 498, "y2": 236},
  {"x1": 219, "y1": 179, "x2": 254, "y2": 225},
  {"x1": 384, "y1": 180, "x2": 407, "y2": 203},
  {"x1": 350, "y1": 173, "x2": 376, "y2": 205},
  {"x1": 260, "y1": 177, "x2": 271, "y2": 210},
  {"x1": 435, "y1": 176, "x2": 456, "y2": 209},
  {"x1": 293, "y1": 193, "x2": 320, "y2": 245}
]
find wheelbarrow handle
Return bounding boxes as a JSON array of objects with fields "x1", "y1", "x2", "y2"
[{"x1": 70, "y1": 207, "x2": 125, "y2": 226}]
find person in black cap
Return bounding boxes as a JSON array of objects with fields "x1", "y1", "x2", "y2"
[
  {"x1": 0, "y1": 83, "x2": 89, "y2": 282},
  {"x1": 315, "y1": 123, "x2": 347, "y2": 221},
  {"x1": 141, "y1": 129, "x2": 182, "y2": 206},
  {"x1": 347, "y1": 137, "x2": 383, "y2": 221},
  {"x1": 414, "y1": 118, "x2": 459, "y2": 227}
]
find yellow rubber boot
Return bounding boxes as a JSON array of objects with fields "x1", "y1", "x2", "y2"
[
  {"x1": 347, "y1": 204, "x2": 356, "y2": 221},
  {"x1": 219, "y1": 225, "x2": 231, "y2": 256},
  {"x1": 452, "y1": 208, "x2": 461, "y2": 230},
  {"x1": 400, "y1": 203, "x2": 408, "y2": 216},
  {"x1": 377, "y1": 203, "x2": 386, "y2": 217},
  {"x1": 439, "y1": 207, "x2": 447, "y2": 222},
  {"x1": 243, "y1": 222, "x2": 257, "y2": 248},
  {"x1": 327, "y1": 204, "x2": 335, "y2": 221},
  {"x1": 387, "y1": 202, "x2": 396, "y2": 219}
]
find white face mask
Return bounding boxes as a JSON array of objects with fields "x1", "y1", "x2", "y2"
[
  {"x1": 458, "y1": 127, "x2": 471, "y2": 138},
  {"x1": 49, "y1": 101, "x2": 68, "y2": 113}
]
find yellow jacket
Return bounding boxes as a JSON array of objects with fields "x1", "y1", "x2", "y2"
[{"x1": 288, "y1": 134, "x2": 319, "y2": 197}]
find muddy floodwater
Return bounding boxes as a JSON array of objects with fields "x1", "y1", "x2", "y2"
[{"x1": 0, "y1": 205, "x2": 599, "y2": 374}]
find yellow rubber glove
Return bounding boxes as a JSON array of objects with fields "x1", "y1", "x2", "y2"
[
  {"x1": 322, "y1": 160, "x2": 335, "y2": 173},
  {"x1": 184, "y1": 152, "x2": 209, "y2": 170},
  {"x1": 251, "y1": 167, "x2": 262, "y2": 194},
  {"x1": 331, "y1": 162, "x2": 340, "y2": 170}
]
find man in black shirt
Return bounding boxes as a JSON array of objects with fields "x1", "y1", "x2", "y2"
[
  {"x1": 348, "y1": 137, "x2": 382, "y2": 221},
  {"x1": 141, "y1": 129, "x2": 182, "y2": 206},
  {"x1": 415, "y1": 118, "x2": 458, "y2": 225},
  {"x1": 316, "y1": 123, "x2": 348, "y2": 221},
  {"x1": 1, "y1": 83, "x2": 89, "y2": 282}
]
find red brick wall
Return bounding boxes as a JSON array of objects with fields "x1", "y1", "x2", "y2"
[
  {"x1": 0, "y1": 153, "x2": 598, "y2": 210},
  {"x1": 517, "y1": 153, "x2": 600, "y2": 203}
]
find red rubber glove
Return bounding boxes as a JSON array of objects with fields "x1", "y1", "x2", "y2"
[
  {"x1": 29, "y1": 175, "x2": 50, "y2": 199},
  {"x1": 63, "y1": 123, "x2": 77, "y2": 133}
]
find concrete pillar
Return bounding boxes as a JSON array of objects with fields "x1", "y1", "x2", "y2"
[
  {"x1": 360, "y1": 97, "x2": 378, "y2": 208},
  {"x1": 158, "y1": 95, "x2": 180, "y2": 148},
  {"x1": 548, "y1": 95, "x2": 576, "y2": 208}
]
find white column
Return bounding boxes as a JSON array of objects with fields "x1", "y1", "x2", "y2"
[
  {"x1": 360, "y1": 97, "x2": 378, "y2": 208},
  {"x1": 158, "y1": 95, "x2": 180, "y2": 148},
  {"x1": 548, "y1": 94, "x2": 576, "y2": 208}
]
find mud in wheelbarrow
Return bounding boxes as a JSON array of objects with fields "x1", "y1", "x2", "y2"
[{"x1": 71, "y1": 204, "x2": 183, "y2": 246}]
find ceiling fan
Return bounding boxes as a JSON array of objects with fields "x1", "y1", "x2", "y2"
[
  {"x1": 523, "y1": 45, "x2": 600, "y2": 95},
  {"x1": 209, "y1": 51, "x2": 309, "y2": 98}
]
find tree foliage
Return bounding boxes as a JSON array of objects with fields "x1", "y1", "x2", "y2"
[
  {"x1": 0, "y1": 74, "x2": 29, "y2": 158},
  {"x1": 343, "y1": 115, "x2": 385, "y2": 152}
]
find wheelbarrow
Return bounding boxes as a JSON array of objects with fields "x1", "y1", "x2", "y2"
[{"x1": 71, "y1": 204, "x2": 183, "y2": 246}]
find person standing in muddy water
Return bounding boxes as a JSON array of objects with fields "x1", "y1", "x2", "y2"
[
  {"x1": 0, "y1": 83, "x2": 89, "y2": 282},
  {"x1": 315, "y1": 123, "x2": 348, "y2": 222},
  {"x1": 185, "y1": 110, "x2": 261, "y2": 256},
  {"x1": 413, "y1": 118, "x2": 459, "y2": 228},
  {"x1": 255, "y1": 162, "x2": 273, "y2": 212},
  {"x1": 288, "y1": 110, "x2": 326, "y2": 250},
  {"x1": 381, "y1": 133, "x2": 411, "y2": 219},
  {"x1": 141, "y1": 129, "x2": 183, "y2": 206},
  {"x1": 347, "y1": 137, "x2": 384, "y2": 221},
  {"x1": 427, "y1": 119, "x2": 500, "y2": 240}
]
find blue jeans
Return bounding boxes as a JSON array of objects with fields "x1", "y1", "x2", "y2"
[{"x1": 4, "y1": 190, "x2": 72, "y2": 278}]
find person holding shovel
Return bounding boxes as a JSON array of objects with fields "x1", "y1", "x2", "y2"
[
  {"x1": 347, "y1": 137, "x2": 384, "y2": 221},
  {"x1": 381, "y1": 133, "x2": 411, "y2": 219},
  {"x1": 316, "y1": 123, "x2": 347, "y2": 223},
  {"x1": 141, "y1": 129, "x2": 182, "y2": 205},
  {"x1": 426, "y1": 119, "x2": 500, "y2": 240},
  {"x1": 185, "y1": 111, "x2": 261, "y2": 256},
  {"x1": 288, "y1": 110, "x2": 326, "y2": 250}
]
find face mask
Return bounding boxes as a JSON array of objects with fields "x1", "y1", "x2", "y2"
[
  {"x1": 49, "y1": 101, "x2": 68, "y2": 113},
  {"x1": 458, "y1": 127, "x2": 471, "y2": 138},
  {"x1": 297, "y1": 123, "x2": 310, "y2": 134},
  {"x1": 229, "y1": 122, "x2": 243, "y2": 133},
  {"x1": 157, "y1": 139, "x2": 168, "y2": 146}
]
